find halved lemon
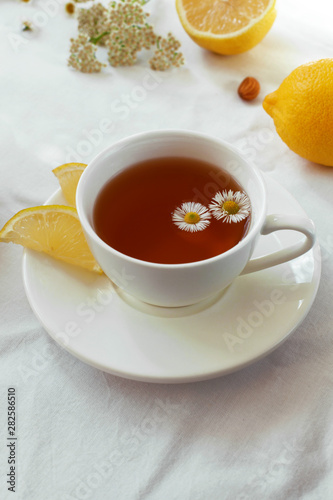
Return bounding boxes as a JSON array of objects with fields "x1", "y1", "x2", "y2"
[
  {"x1": 0, "y1": 205, "x2": 102, "y2": 273},
  {"x1": 176, "y1": 0, "x2": 277, "y2": 55},
  {"x1": 52, "y1": 163, "x2": 87, "y2": 207}
]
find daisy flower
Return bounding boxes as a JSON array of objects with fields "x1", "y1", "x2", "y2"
[
  {"x1": 172, "y1": 202, "x2": 211, "y2": 232},
  {"x1": 209, "y1": 190, "x2": 251, "y2": 223}
]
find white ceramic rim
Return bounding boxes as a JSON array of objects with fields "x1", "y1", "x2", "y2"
[{"x1": 76, "y1": 129, "x2": 267, "y2": 269}]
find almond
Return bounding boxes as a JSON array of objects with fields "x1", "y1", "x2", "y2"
[{"x1": 238, "y1": 77, "x2": 260, "y2": 101}]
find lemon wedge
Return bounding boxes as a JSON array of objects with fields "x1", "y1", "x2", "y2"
[
  {"x1": 52, "y1": 163, "x2": 87, "y2": 207},
  {"x1": 0, "y1": 205, "x2": 102, "y2": 273}
]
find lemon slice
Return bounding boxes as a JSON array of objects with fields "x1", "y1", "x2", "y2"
[
  {"x1": 0, "y1": 205, "x2": 102, "y2": 273},
  {"x1": 176, "y1": 0, "x2": 277, "y2": 55},
  {"x1": 52, "y1": 163, "x2": 87, "y2": 207}
]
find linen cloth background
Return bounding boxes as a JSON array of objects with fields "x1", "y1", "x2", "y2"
[{"x1": 1, "y1": 0, "x2": 333, "y2": 499}]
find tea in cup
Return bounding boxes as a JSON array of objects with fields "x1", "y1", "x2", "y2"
[{"x1": 93, "y1": 155, "x2": 251, "y2": 264}]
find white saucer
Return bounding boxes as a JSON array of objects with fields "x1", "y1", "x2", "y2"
[{"x1": 22, "y1": 176, "x2": 321, "y2": 383}]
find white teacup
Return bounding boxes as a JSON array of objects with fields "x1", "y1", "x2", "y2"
[{"x1": 76, "y1": 130, "x2": 316, "y2": 307}]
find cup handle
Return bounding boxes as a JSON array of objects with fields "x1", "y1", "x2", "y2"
[{"x1": 241, "y1": 214, "x2": 316, "y2": 275}]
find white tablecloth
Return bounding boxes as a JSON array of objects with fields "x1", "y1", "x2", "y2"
[{"x1": 1, "y1": 1, "x2": 333, "y2": 499}]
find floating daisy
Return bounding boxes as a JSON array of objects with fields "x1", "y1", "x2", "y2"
[
  {"x1": 209, "y1": 190, "x2": 251, "y2": 223},
  {"x1": 172, "y1": 202, "x2": 211, "y2": 232}
]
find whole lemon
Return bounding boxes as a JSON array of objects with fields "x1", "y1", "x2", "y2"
[{"x1": 263, "y1": 59, "x2": 333, "y2": 166}]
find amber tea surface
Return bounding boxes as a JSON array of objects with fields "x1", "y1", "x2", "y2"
[{"x1": 93, "y1": 156, "x2": 251, "y2": 264}]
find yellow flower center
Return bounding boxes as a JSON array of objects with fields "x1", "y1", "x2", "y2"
[
  {"x1": 184, "y1": 212, "x2": 200, "y2": 224},
  {"x1": 222, "y1": 200, "x2": 239, "y2": 215}
]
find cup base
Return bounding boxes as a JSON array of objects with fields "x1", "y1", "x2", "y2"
[{"x1": 114, "y1": 285, "x2": 231, "y2": 318}]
